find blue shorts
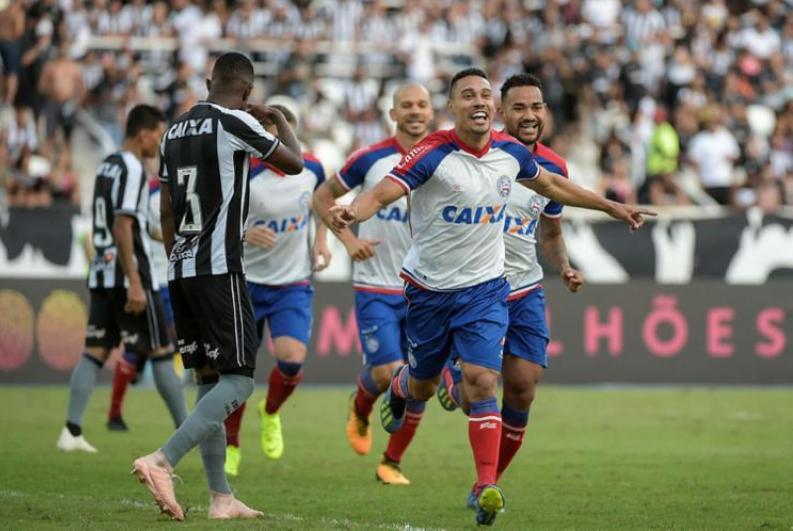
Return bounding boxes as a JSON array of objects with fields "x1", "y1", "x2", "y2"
[
  {"x1": 159, "y1": 286, "x2": 174, "y2": 328},
  {"x1": 355, "y1": 291, "x2": 407, "y2": 367},
  {"x1": 404, "y1": 277, "x2": 509, "y2": 380},
  {"x1": 505, "y1": 288, "x2": 549, "y2": 368},
  {"x1": 247, "y1": 282, "x2": 313, "y2": 347}
]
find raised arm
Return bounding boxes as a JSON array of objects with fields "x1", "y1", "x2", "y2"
[
  {"x1": 247, "y1": 105, "x2": 303, "y2": 174},
  {"x1": 522, "y1": 167, "x2": 654, "y2": 231}
]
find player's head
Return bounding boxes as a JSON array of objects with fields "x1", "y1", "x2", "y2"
[
  {"x1": 389, "y1": 83, "x2": 433, "y2": 140},
  {"x1": 264, "y1": 103, "x2": 297, "y2": 136},
  {"x1": 447, "y1": 67, "x2": 494, "y2": 136},
  {"x1": 206, "y1": 52, "x2": 255, "y2": 108},
  {"x1": 125, "y1": 104, "x2": 166, "y2": 158},
  {"x1": 499, "y1": 73, "x2": 545, "y2": 147}
]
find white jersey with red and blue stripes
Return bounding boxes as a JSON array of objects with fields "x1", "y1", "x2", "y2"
[
  {"x1": 147, "y1": 179, "x2": 169, "y2": 288},
  {"x1": 244, "y1": 153, "x2": 325, "y2": 285},
  {"x1": 387, "y1": 129, "x2": 540, "y2": 291},
  {"x1": 336, "y1": 137, "x2": 411, "y2": 294},
  {"x1": 504, "y1": 142, "x2": 568, "y2": 300}
]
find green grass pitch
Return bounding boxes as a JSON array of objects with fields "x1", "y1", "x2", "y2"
[{"x1": 0, "y1": 386, "x2": 791, "y2": 530}]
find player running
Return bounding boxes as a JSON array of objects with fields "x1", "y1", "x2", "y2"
[
  {"x1": 57, "y1": 105, "x2": 187, "y2": 453},
  {"x1": 222, "y1": 104, "x2": 332, "y2": 475},
  {"x1": 106, "y1": 176, "x2": 186, "y2": 432},
  {"x1": 436, "y1": 73, "x2": 585, "y2": 508},
  {"x1": 328, "y1": 68, "x2": 653, "y2": 526},
  {"x1": 131, "y1": 53, "x2": 304, "y2": 521},
  {"x1": 313, "y1": 83, "x2": 434, "y2": 485}
]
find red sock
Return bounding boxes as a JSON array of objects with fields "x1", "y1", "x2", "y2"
[
  {"x1": 384, "y1": 409, "x2": 423, "y2": 463},
  {"x1": 468, "y1": 413, "x2": 502, "y2": 488},
  {"x1": 224, "y1": 401, "x2": 247, "y2": 447},
  {"x1": 109, "y1": 358, "x2": 137, "y2": 419},
  {"x1": 496, "y1": 422, "x2": 526, "y2": 480},
  {"x1": 265, "y1": 367, "x2": 303, "y2": 414},
  {"x1": 354, "y1": 380, "x2": 378, "y2": 420}
]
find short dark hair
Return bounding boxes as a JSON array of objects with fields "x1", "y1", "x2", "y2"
[
  {"x1": 500, "y1": 74, "x2": 543, "y2": 103},
  {"x1": 448, "y1": 67, "x2": 489, "y2": 98},
  {"x1": 211, "y1": 52, "x2": 254, "y2": 87},
  {"x1": 125, "y1": 104, "x2": 165, "y2": 138}
]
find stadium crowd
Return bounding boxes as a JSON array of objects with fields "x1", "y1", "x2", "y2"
[{"x1": 0, "y1": 0, "x2": 792, "y2": 211}]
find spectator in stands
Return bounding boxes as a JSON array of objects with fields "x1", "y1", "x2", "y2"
[
  {"x1": 600, "y1": 157, "x2": 637, "y2": 205},
  {"x1": 688, "y1": 105, "x2": 740, "y2": 205},
  {"x1": 3, "y1": 0, "x2": 793, "y2": 214},
  {"x1": 38, "y1": 40, "x2": 84, "y2": 155},
  {"x1": 0, "y1": 0, "x2": 25, "y2": 108},
  {"x1": 646, "y1": 107, "x2": 687, "y2": 205}
]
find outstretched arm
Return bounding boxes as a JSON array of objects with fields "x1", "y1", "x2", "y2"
[
  {"x1": 522, "y1": 167, "x2": 654, "y2": 231},
  {"x1": 328, "y1": 177, "x2": 406, "y2": 231},
  {"x1": 539, "y1": 216, "x2": 583, "y2": 292}
]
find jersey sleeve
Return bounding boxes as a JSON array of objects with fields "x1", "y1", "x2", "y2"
[
  {"x1": 116, "y1": 156, "x2": 144, "y2": 216},
  {"x1": 387, "y1": 136, "x2": 451, "y2": 193},
  {"x1": 158, "y1": 137, "x2": 169, "y2": 184},
  {"x1": 304, "y1": 157, "x2": 326, "y2": 191},
  {"x1": 542, "y1": 159, "x2": 567, "y2": 218},
  {"x1": 221, "y1": 110, "x2": 281, "y2": 160},
  {"x1": 336, "y1": 149, "x2": 370, "y2": 191},
  {"x1": 513, "y1": 145, "x2": 540, "y2": 182}
]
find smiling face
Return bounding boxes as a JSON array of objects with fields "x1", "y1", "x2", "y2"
[
  {"x1": 390, "y1": 84, "x2": 434, "y2": 139},
  {"x1": 447, "y1": 75, "x2": 495, "y2": 136},
  {"x1": 500, "y1": 85, "x2": 545, "y2": 147}
]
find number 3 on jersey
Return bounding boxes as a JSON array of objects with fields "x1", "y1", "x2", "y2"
[{"x1": 177, "y1": 166, "x2": 202, "y2": 234}]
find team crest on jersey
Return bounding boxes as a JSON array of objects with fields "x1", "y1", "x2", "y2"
[
  {"x1": 529, "y1": 195, "x2": 545, "y2": 218},
  {"x1": 299, "y1": 191, "x2": 311, "y2": 213},
  {"x1": 497, "y1": 175, "x2": 512, "y2": 199}
]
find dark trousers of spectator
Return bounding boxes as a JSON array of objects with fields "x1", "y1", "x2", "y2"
[
  {"x1": 705, "y1": 186, "x2": 731, "y2": 205},
  {"x1": 44, "y1": 100, "x2": 77, "y2": 142}
]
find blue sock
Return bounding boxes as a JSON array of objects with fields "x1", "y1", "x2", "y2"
[
  {"x1": 359, "y1": 365, "x2": 381, "y2": 396},
  {"x1": 406, "y1": 399, "x2": 426, "y2": 414},
  {"x1": 501, "y1": 403, "x2": 529, "y2": 429},
  {"x1": 122, "y1": 350, "x2": 138, "y2": 364},
  {"x1": 276, "y1": 360, "x2": 302, "y2": 377},
  {"x1": 469, "y1": 397, "x2": 499, "y2": 417}
]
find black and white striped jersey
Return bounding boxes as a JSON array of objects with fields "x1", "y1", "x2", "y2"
[
  {"x1": 88, "y1": 151, "x2": 156, "y2": 290},
  {"x1": 159, "y1": 101, "x2": 280, "y2": 280}
]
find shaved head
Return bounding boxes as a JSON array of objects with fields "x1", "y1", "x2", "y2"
[
  {"x1": 392, "y1": 82, "x2": 431, "y2": 108},
  {"x1": 389, "y1": 82, "x2": 433, "y2": 139}
]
